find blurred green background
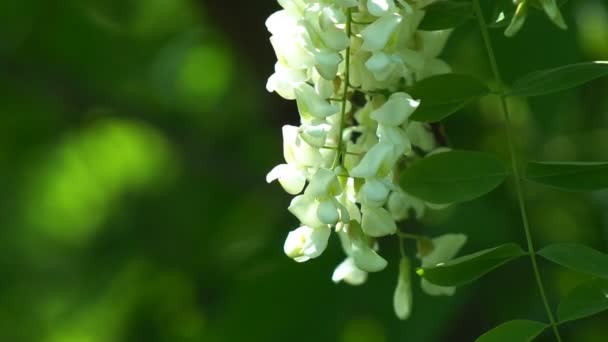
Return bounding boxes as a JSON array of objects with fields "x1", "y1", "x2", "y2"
[{"x1": 1, "y1": 1, "x2": 607, "y2": 341}]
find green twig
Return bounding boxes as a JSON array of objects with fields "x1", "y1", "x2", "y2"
[
  {"x1": 333, "y1": 8, "x2": 353, "y2": 170},
  {"x1": 472, "y1": 1, "x2": 562, "y2": 341}
]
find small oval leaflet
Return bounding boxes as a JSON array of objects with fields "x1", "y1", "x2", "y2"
[
  {"x1": 525, "y1": 161, "x2": 608, "y2": 192},
  {"x1": 409, "y1": 74, "x2": 489, "y2": 122},
  {"x1": 417, "y1": 243, "x2": 525, "y2": 287},
  {"x1": 538, "y1": 243, "x2": 608, "y2": 279},
  {"x1": 558, "y1": 278, "x2": 608, "y2": 323},
  {"x1": 476, "y1": 320, "x2": 547, "y2": 342},
  {"x1": 400, "y1": 150, "x2": 507, "y2": 204},
  {"x1": 508, "y1": 61, "x2": 608, "y2": 97},
  {"x1": 418, "y1": 1, "x2": 473, "y2": 31},
  {"x1": 489, "y1": 0, "x2": 569, "y2": 28}
]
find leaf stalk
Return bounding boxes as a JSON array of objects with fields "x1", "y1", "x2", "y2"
[{"x1": 472, "y1": 1, "x2": 563, "y2": 341}]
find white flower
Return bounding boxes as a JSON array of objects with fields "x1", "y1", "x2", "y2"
[
  {"x1": 360, "y1": 14, "x2": 403, "y2": 52},
  {"x1": 417, "y1": 30, "x2": 452, "y2": 59},
  {"x1": 295, "y1": 83, "x2": 340, "y2": 119},
  {"x1": 332, "y1": 257, "x2": 368, "y2": 285},
  {"x1": 305, "y1": 167, "x2": 341, "y2": 197},
  {"x1": 361, "y1": 205, "x2": 397, "y2": 237},
  {"x1": 376, "y1": 124, "x2": 411, "y2": 155},
  {"x1": 387, "y1": 189, "x2": 426, "y2": 220},
  {"x1": 367, "y1": 0, "x2": 396, "y2": 17},
  {"x1": 282, "y1": 125, "x2": 322, "y2": 167},
  {"x1": 265, "y1": 0, "x2": 455, "y2": 310},
  {"x1": 370, "y1": 92, "x2": 420, "y2": 126},
  {"x1": 300, "y1": 121, "x2": 332, "y2": 148},
  {"x1": 266, "y1": 163, "x2": 307, "y2": 195},
  {"x1": 267, "y1": 12, "x2": 314, "y2": 69},
  {"x1": 284, "y1": 225, "x2": 331, "y2": 262},
  {"x1": 350, "y1": 141, "x2": 396, "y2": 178},
  {"x1": 358, "y1": 177, "x2": 390, "y2": 206},
  {"x1": 266, "y1": 62, "x2": 307, "y2": 100},
  {"x1": 289, "y1": 194, "x2": 325, "y2": 228},
  {"x1": 351, "y1": 237, "x2": 388, "y2": 272},
  {"x1": 340, "y1": 222, "x2": 388, "y2": 272},
  {"x1": 314, "y1": 49, "x2": 343, "y2": 80},
  {"x1": 393, "y1": 257, "x2": 413, "y2": 320},
  {"x1": 419, "y1": 234, "x2": 467, "y2": 296},
  {"x1": 289, "y1": 168, "x2": 348, "y2": 226},
  {"x1": 365, "y1": 52, "x2": 403, "y2": 82},
  {"x1": 406, "y1": 122, "x2": 436, "y2": 152}
]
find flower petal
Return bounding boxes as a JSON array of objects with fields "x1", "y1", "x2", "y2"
[
  {"x1": 283, "y1": 225, "x2": 331, "y2": 262},
  {"x1": 288, "y1": 195, "x2": 324, "y2": 228},
  {"x1": 420, "y1": 234, "x2": 467, "y2": 267},
  {"x1": 361, "y1": 205, "x2": 397, "y2": 237},
  {"x1": 351, "y1": 238, "x2": 388, "y2": 272},
  {"x1": 332, "y1": 257, "x2": 368, "y2": 285},
  {"x1": 360, "y1": 14, "x2": 402, "y2": 51},
  {"x1": 371, "y1": 92, "x2": 419, "y2": 126}
]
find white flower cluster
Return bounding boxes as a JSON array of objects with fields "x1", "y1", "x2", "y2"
[{"x1": 265, "y1": 0, "x2": 466, "y2": 319}]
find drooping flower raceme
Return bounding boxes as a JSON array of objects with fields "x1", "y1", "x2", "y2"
[{"x1": 265, "y1": 0, "x2": 466, "y2": 319}]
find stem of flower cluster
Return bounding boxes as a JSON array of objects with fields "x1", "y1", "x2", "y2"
[
  {"x1": 472, "y1": 1, "x2": 562, "y2": 341},
  {"x1": 332, "y1": 8, "x2": 353, "y2": 170},
  {"x1": 397, "y1": 235, "x2": 407, "y2": 258}
]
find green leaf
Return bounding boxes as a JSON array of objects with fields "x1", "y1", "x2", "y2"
[
  {"x1": 417, "y1": 243, "x2": 525, "y2": 286},
  {"x1": 409, "y1": 73, "x2": 489, "y2": 122},
  {"x1": 399, "y1": 150, "x2": 507, "y2": 204},
  {"x1": 476, "y1": 320, "x2": 547, "y2": 342},
  {"x1": 418, "y1": 1, "x2": 473, "y2": 31},
  {"x1": 558, "y1": 278, "x2": 608, "y2": 323},
  {"x1": 538, "y1": 244, "x2": 608, "y2": 279},
  {"x1": 530, "y1": 0, "x2": 569, "y2": 10},
  {"x1": 508, "y1": 61, "x2": 608, "y2": 97},
  {"x1": 490, "y1": 0, "x2": 569, "y2": 28},
  {"x1": 526, "y1": 162, "x2": 608, "y2": 191},
  {"x1": 526, "y1": 161, "x2": 608, "y2": 191}
]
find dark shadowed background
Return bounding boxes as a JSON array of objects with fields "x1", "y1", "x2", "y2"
[{"x1": 1, "y1": 0, "x2": 607, "y2": 341}]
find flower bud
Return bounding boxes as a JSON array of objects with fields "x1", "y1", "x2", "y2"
[
  {"x1": 359, "y1": 177, "x2": 390, "y2": 206},
  {"x1": 317, "y1": 198, "x2": 340, "y2": 225},
  {"x1": 393, "y1": 257, "x2": 413, "y2": 320}
]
